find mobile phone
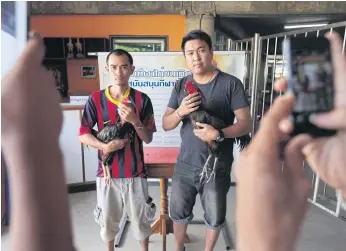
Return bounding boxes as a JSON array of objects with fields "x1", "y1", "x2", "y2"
[
  {"x1": 1, "y1": 1, "x2": 28, "y2": 77},
  {"x1": 284, "y1": 36, "x2": 336, "y2": 137}
]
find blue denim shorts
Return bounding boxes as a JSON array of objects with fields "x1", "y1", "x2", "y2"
[{"x1": 169, "y1": 161, "x2": 231, "y2": 231}]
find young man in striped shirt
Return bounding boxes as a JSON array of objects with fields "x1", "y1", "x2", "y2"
[{"x1": 79, "y1": 49, "x2": 156, "y2": 251}]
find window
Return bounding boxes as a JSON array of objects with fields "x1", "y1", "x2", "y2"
[{"x1": 109, "y1": 36, "x2": 168, "y2": 52}]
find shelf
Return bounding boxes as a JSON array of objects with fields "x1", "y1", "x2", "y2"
[{"x1": 43, "y1": 37, "x2": 109, "y2": 60}]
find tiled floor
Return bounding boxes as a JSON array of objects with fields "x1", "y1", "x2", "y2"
[{"x1": 1, "y1": 184, "x2": 346, "y2": 251}]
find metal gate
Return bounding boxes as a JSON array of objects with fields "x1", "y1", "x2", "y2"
[{"x1": 229, "y1": 21, "x2": 346, "y2": 219}]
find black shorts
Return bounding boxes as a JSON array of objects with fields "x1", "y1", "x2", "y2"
[{"x1": 169, "y1": 161, "x2": 231, "y2": 230}]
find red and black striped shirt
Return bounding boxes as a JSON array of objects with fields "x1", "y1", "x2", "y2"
[{"x1": 79, "y1": 87, "x2": 156, "y2": 178}]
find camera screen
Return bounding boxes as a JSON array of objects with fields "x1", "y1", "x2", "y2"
[{"x1": 285, "y1": 38, "x2": 334, "y2": 114}]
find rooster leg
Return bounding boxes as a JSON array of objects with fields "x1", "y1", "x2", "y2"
[
  {"x1": 200, "y1": 154, "x2": 213, "y2": 184},
  {"x1": 102, "y1": 162, "x2": 111, "y2": 187},
  {"x1": 206, "y1": 156, "x2": 218, "y2": 183},
  {"x1": 102, "y1": 152, "x2": 112, "y2": 187},
  {"x1": 105, "y1": 165, "x2": 111, "y2": 187}
]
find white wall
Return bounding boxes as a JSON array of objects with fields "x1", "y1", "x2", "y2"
[
  {"x1": 59, "y1": 108, "x2": 100, "y2": 184},
  {"x1": 59, "y1": 110, "x2": 84, "y2": 184},
  {"x1": 1, "y1": 1, "x2": 27, "y2": 78}
]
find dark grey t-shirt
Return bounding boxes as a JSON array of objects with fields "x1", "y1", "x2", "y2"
[{"x1": 167, "y1": 70, "x2": 249, "y2": 170}]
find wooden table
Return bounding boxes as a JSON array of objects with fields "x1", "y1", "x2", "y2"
[
  {"x1": 146, "y1": 163, "x2": 233, "y2": 251},
  {"x1": 146, "y1": 163, "x2": 176, "y2": 251}
]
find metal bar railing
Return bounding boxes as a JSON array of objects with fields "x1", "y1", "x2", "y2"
[
  {"x1": 257, "y1": 21, "x2": 346, "y2": 219},
  {"x1": 261, "y1": 39, "x2": 270, "y2": 119},
  {"x1": 232, "y1": 37, "x2": 253, "y2": 44},
  {"x1": 280, "y1": 35, "x2": 287, "y2": 96},
  {"x1": 269, "y1": 37, "x2": 278, "y2": 106},
  {"x1": 249, "y1": 33, "x2": 261, "y2": 135},
  {"x1": 231, "y1": 37, "x2": 253, "y2": 52},
  {"x1": 261, "y1": 21, "x2": 346, "y2": 39},
  {"x1": 230, "y1": 21, "x2": 346, "y2": 219},
  {"x1": 342, "y1": 26, "x2": 346, "y2": 55},
  {"x1": 227, "y1": 39, "x2": 232, "y2": 51}
]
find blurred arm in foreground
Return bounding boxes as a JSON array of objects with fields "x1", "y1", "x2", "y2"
[{"x1": 1, "y1": 32, "x2": 76, "y2": 251}]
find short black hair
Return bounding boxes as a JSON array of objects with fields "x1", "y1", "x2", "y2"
[
  {"x1": 106, "y1": 49, "x2": 133, "y2": 65},
  {"x1": 181, "y1": 30, "x2": 213, "y2": 52}
]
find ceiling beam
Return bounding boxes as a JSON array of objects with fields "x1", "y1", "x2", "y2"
[
  {"x1": 29, "y1": 1, "x2": 346, "y2": 15},
  {"x1": 215, "y1": 16, "x2": 251, "y2": 40}
]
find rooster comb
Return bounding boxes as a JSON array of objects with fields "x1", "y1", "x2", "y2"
[{"x1": 185, "y1": 80, "x2": 198, "y2": 94}]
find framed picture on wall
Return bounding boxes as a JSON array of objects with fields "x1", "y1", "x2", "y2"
[
  {"x1": 81, "y1": 65, "x2": 97, "y2": 79},
  {"x1": 109, "y1": 35, "x2": 168, "y2": 52}
]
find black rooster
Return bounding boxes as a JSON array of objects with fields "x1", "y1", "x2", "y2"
[
  {"x1": 185, "y1": 80, "x2": 251, "y2": 184},
  {"x1": 91, "y1": 121, "x2": 135, "y2": 181}
]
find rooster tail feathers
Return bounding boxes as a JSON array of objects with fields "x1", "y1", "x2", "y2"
[{"x1": 235, "y1": 134, "x2": 252, "y2": 151}]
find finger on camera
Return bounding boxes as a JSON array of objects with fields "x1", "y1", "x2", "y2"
[
  {"x1": 284, "y1": 134, "x2": 313, "y2": 181},
  {"x1": 279, "y1": 118, "x2": 294, "y2": 134},
  {"x1": 310, "y1": 108, "x2": 346, "y2": 130},
  {"x1": 252, "y1": 93, "x2": 295, "y2": 155},
  {"x1": 274, "y1": 78, "x2": 288, "y2": 93},
  {"x1": 18, "y1": 31, "x2": 45, "y2": 67}
]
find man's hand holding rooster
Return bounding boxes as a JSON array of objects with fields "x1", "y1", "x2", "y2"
[
  {"x1": 118, "y1": 103, "x2": 140, "y2": 125},
  {"x1": 193, "y1": 122, "x2": 219, "y2": 142}
]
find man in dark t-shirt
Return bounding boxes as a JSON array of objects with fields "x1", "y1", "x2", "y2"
[{"x1": 162, "y1": 30, "x2": 252, "y2": 251}]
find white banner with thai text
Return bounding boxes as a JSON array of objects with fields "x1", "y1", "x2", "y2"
[{"x1": 97, "y1": 51, "x2": 246, "y2": 163}]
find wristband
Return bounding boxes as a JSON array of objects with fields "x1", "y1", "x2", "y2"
[{"x1": 176, "y1": 110, "x2": 183, "y2": 119}]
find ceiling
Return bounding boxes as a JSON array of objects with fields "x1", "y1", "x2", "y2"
[{"x1": 216, "y1": 14, "x2": 346, "y2": 40}]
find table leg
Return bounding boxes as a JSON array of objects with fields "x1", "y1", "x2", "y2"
[
  {"x1": 160, "y1": 178, "x2": 168, "y2": 251},
  {"x1": 151, "y1": 178, "x2": 174, "y2": 251},
  {"x1": 152, "y1": 217, "x2": 161, "y2": 234}
]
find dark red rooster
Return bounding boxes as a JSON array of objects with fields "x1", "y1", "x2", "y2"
[{"x1": 185, "y1": 80, "x2": 251, "y2": 184}]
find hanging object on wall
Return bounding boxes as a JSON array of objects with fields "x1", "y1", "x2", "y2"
[
  {"x1": 47, "y1": 65, "x2": 68, "y2": 98},
  {"x1": 81, "y1": 65, "x2": 96, "y2": 79},
  {"x1": 75, "y1": 38, "x2": 84, "y2": 58},
  {"x1": 66, "y1": 38, "x2": 74, "y2": 59}
]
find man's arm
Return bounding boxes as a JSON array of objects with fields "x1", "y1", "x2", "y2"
[
  {"x1": 222, "y1": 107, "x2": 252, "y2": 138},
  {"x1": 223, "y1": 79, "x2": 252, "y2": 138},
  {"x1": 79, "y1": 133, "x2": 107, "y2": 151},
  {"x1": 193, "y1": 78, "x2": 251, "y2": 142},
  {"x1": 3, "y1": 136, "x2": 75, "y2": 251},
  {"x1": 1, "y1": 32, "x2": 75, "y2": 251},
  {"x1": 133, "y1": 121, "x2": 154, "y2": 144},
  {"x1": 78, "y1": 96, "x2": 107, "y2": 151},
  {"x1": 162, "y1": 80, "x2": 201, "y2": 131},
  {"x1": 162, "y1": 81, "x2": 182, "y2": 131},
  {"x1": 132, "y1": 96, "x2": 157, "y2": 144},
  {"x1": 162, "y1": 107, "x2": 183, "y2": 131}
]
